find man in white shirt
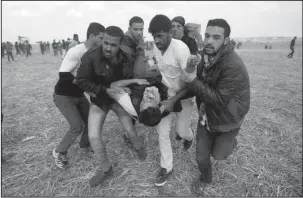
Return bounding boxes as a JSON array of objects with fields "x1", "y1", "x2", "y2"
[
  {"x1": 52, "y1": 22, "x2": 105, "y2": 169},
  {"x1": 148, "y1": 14, "x2": 195, "y2": 186}
]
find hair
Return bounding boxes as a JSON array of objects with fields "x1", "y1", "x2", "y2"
[
  {"x1": 148, "y1": 14, "x2": 172, "y2": 34},
  {"x1": 139, "y1": 107, "x2": 162, "y2": 127},
  {"x1": 171, "y1": 16, "x2": 185, "y2": 27},
  {"x1": 73, "y1": 34, "x2": 79, "y2": 40},
  {"x1": 129, "y1": 16, "x2": 144, "y2": 27},
  {"x1": 207, "y1": 19, "x2": 231, "y2": 38},
  {"x1": 86, "y1": 22, "x2": 105, "y2": 39},
  {"x1": 104, "y1": 26, "x2": 124, "y2": 43}
]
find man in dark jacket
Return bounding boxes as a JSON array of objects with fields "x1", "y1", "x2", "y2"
[
  {"x1": 171, "y1": 16, "x2": 198, "y2": 55},
  {"x1": 76, "y1": 26, "x2": 147, "y2": 188},
  {"x1": 287, "y1": 36, "x2": 297, "y2": 58},
  {"x1": 181, "y1": 18, "x2": 250, "y2": 195}
]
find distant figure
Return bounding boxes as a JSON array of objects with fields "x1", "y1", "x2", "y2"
[
  {"x1": 40, "y1": 42, "x2": 45, "y2": 55},
  {"x1": 58, "y1": 41, "x2": 63, "y2": 56},
  {"x1": 46, "y1": 41, "x2": 50, "y2": 52},
  {"x1": 19, "y1": 42, "x2": 24, "y2": 55},
  {"x1": 15, "y1": 42, "x2": 20, "y2": 55},
  {"x1": 265, "y1": 44, "x2": 268, "y2": 49},
  {"x1": 26, "y1": 41, "x2": 32, "y2": 57},
  {"x1": 52, "y1": 40, "x2": 58, "y2": 56},
  {"x1": 231, "y1": 39, "x2": 236, "y2": 48},
  {"x1": 268, "y1": 44, "x2": 272, "y2": 49},
  {"x1": 6, "y1": 42, "x2": 15, "y2": 63},
  {"x1": 1, "y1": 42, "x2": 6, "y2": 58},
  {"x1": 287, "y1": 36, "x2": 297, "y2": 58},
  {"x1": 236, "y1": 41, "x2": 242, "y2": 49}
]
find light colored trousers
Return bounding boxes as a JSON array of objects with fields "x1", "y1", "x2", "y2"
[{"x1": 156, "y1": 97, "x2": 194, "y2": 172}]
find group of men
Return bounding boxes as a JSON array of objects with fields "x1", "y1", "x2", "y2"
[
  {"x1": 1, "y1": 41, "x2": 33, "y2": 63},
  {"x1": 51, "y1": 34, "x2": 80, "y2": 58},
  {"x1": 52, "y1": 14, "x2": 250, "y2": 195}
]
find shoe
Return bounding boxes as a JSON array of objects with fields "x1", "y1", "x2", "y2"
[
  {"x1": 134, "y1": 146, "x2": 147, "y2": 161},
  {"x1": 154, "y1": 168, "x2": 173, "y2": 187},
  {"x1": 190, "y1": 178, "x2": 208, "y2": 196},
  {"x1": 79, "y1": 133, "x2": 90, "y2": 148},
  {"x1": 176, "y1": 134, "x2": 182, "y2": 141},
  {"x1": 184, "y1": 139, "x2": 193, "y2": 151},
  {"x1": 52, "y1": 148, "x2": 68, "y2": 169},
  {"x1": 123, "y1": 134, "x2": 132, "y2": 147},
  {"x1": 89, "y1": 166, "x2": 113, "y2": 187}
]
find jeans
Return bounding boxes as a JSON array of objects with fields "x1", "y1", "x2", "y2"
[
  {"x1": 196, "y1": 121, "x2": 239, "y2": 183},
  {"x1": 7, "y1": 52, "x2": 14, "y2": 62},
  {"x1": 53, "y1": 93, "x2": 90, "y2": 153},
  {"x1": 88, "y1": 101, "x2": 143, "y2": 172}
]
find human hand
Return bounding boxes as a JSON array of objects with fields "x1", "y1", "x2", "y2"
[
  {"x1": 133, "y1": 79, "x2": 150, "y2": 85},
  {"x1": 160, "y1": 99, "x2": 175, "y2": 113},
  {"x1": 180, "y1": 68, "x2": 197, "y2": 83}
]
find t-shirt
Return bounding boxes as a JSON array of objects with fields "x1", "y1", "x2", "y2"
[
  {"x1": 152, "y1": 38, "x2": 191, "y2": 98},
  {"x1": 55, "y1": 43, "x2": 87, "y2": 97},
  {"x1": 59, "y1": 43, "x2": 87, "y2": 76}
]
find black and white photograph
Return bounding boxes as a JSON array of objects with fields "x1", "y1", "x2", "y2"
[{"x1": 1, "y1": 1, "x2": 302, "y2": 197}]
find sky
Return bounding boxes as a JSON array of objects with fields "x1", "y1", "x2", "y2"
[{"x1": 1, "y1": 1, "x2": 302, "y2": 43}]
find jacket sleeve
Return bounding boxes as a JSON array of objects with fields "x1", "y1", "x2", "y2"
[
  {"x1": 76, "y1": 54, "x2": 107, "y2": 97},
  {"x1": 187, "y1": 64, "x2": 243, "y2": 109}
]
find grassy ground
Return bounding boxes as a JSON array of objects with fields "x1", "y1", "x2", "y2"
[{"x1": 1, "y1": 44, "x2": 302, "y2": 196}]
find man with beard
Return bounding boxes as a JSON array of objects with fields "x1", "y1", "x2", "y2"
[
  {"x1": 148, "y1": 14, "x2": 195, "y2": 186},
  {"x1": 76, "y1": 26, "x2": 147, "y2": 188},
  {"x1": 171, "y1": 16, "x2": 198, "y2": 55},
  {"x1": 52, "y1": 23, "x2": 105, "y2": 169},
  {"x1": 180, "y1": 18, "x2": 250, "y2": 195}
]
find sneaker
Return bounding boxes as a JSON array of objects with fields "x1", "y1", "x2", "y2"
[
  {"x1": 184, "y1": 139, "x2": 193, "y2": 150},
  {"x1": 52, "y1": 148, "x2": 68, "y2": 169},
  {"x1": 134, "y1": 146, "x2": 147, "y2": 161},
  {"x1": 79, "y1": 133, "x2": 90, "y2": 148},
  {"x1": 154, "y1": 168, "x2": 173, "y2": 187},
  {"x1": 123, "y1": 134, "x2": 132, "y2": 147},
  {"x1": 89, "y1": 166, "x2": 113, "y2": 187},
  {"x1": 176, "y1": 134, "x2": 182, "y2": 141}
]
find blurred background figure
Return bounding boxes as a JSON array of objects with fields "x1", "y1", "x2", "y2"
[
  {"x1": 1, "y1": 42, "x2": 6, "y2": 58},
  {"x1": 40, "y1": 41, "x2": 45, "y2": 55},
  {"x1": 52, "y1": 39, "x2": 58, "y2": 56},
  {"x1": 15, "y1": 41, "x2": 20, "y2": 56},
  {"x1": 25, "y1": 41, "x2": 32, "y2": 57},
  {"x1": 287, "y1": 36, "x2": 297, "y2": 58},
  {"x1": 6, "y1": 41, "x2": 15, "y2": 63}
]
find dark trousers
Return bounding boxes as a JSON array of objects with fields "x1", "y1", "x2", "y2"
[
  {"x1": 26, "y1": 50, "x2": 31, "y2": 57},
  {"x1": 196, "y1": 122, "x2": 239, "y2": 183},
  {"x1": 287, "y1": 47, "x2": 295, "y2": 58},
  {"x1": 53, "y1": 93, "x2": 90, "y2": 153},
  {"x1": 7, "y1": 52, "x2": 14, "y2": 62}
]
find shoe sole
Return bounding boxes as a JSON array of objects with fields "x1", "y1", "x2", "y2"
[{"x1": 154, "y1": 180, "x2": 167, "y2": 187}]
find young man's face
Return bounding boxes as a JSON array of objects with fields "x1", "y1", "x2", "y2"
[
  {"x1": 90, "y1": 32, "x2": 104, "y2": 47},
  {"x1": 102, "y1": 33, "x2": 121, "y2": 59},
  {"x1": 204, "y1": 26, "x2": 229, "y2": 56},
  {"x1": 140, "y1": 87, "x2": 160, "y2": 112},
  {"x1": 129, "y1": 22, "x2": 144, "y2": 42},
  {"x1": 172, "y1": 21, "x2": 184, "y2": 40},
  {"x1": 152, "y1": 30, "x2": 172, "y2": 51}
]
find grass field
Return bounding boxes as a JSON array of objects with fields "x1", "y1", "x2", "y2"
[{"x1": 1, "y1": 43, "x2": 302, "y2": 196}]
